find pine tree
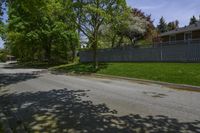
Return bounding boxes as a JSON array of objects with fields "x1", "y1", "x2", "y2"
[
  {"x1": 157, "y1": 16, "x2": 168, "y2": 33},
  {"x1": 189, "y1": 16, "x2": 197, "y2": 25},
  {"x1": 167, "y1": 20, "x2": 179, "y2": 31}
]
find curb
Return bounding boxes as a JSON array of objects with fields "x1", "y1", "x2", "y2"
[
  {"x1": 49, "y1": 70, "x2": 200, "y2": 92},
  {"x1": 91, "y1": 74, "x2": 200, "y2": 92}
]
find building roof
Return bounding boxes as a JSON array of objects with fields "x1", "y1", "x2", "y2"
[{"x1": 160, "y1": 21, "x2": 200, "y2": 37}]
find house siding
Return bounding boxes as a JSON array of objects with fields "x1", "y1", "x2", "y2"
[
  {"x1": 162, "y1": 36, "x2": 169, "y2": 42},
  {"x1": 192, "y1": 30, "x2": 200, "y2": 39},
  {"x1": 160, "y1": 30, "x2": 200, "y2": 43},
  {"x1": 176, "y1": 33, "x2": 184, "y2": 41}
]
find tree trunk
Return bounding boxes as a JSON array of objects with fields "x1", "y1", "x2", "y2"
[
  {"x1": 130, "y1": 37, "x2": 136, "y2": 47},
  {"x1": 69, "y1": 37, "x2": 76, "y2": 62},
  {"x1": 111, "y1": 34, "x2": 117, "y2": 48},
  {"x1": 46, "y1": 47, "x2": 51, "y2": 64},
  {"x1": 93, "y1": 38, "x2": 98, "y2": 69},
  {"x1": 45, "y1": 41, "x2": 52, "y2": 64},
  {"x1": 118, "y1": 36, "x2": 123, "y2": 47}
]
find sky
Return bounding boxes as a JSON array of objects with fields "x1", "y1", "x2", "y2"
[
  {"x1": 1, "y1": 0, "x2": 200, "y2": 48},
  {"x1": 126, "y1": 0, "x2": 200, "y2": 27},
  {"x1": 0, "y1": 3, "x2": 7, "y2": 48}
]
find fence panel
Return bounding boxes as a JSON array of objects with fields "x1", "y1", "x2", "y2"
[{"x1": 79, "y1": 43, "x2": 200, "y2": 63}]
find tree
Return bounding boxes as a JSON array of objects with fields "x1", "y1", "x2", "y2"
[
  {"x1": 0, "y1": 0, "x2": 6, "y2": 39},
  {"x1": 117, "y1": 15, "x2": 149, "y2": 46},
  {"x1": 73, "y1": 0, "x2": 127, "y2": 68},
  {"x1": 157, "y1": 16, "x2": 168, "y2": 33},
  {"x1": 0, "y1": 0, "x2": 4, "y2": 17},
  {"x1": 189, "y1": 16, "x2": 198, "y2": 25},
  {"x1": 6, "y1": 0, "x2": 79, "y2": 63},
  {"x1": 0, "y1": 48, "x2": 8, "y2": 62},
  {"x1": 98, "y1": 8, "x2": 153, "y2": 48},
  {"x1": 131, "y1": 8, "x2": 155, "y2": 45},
  {"x1": 167, "y1": 20, "x2": 179, "y2": 31}
]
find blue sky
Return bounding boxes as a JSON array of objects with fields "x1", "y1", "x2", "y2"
[
  {"x1": 1, "y1": 0, "x2": 200, "y2": 48},
  {"x1": 126, "y1": 0, "x2": 200, "y2": 27},
  {"x1": 0, "y1": 38, "x2": 4, "y2": 48},
  {"x1": 0, "y1": 3, "x2": 7, "y2": 48}
]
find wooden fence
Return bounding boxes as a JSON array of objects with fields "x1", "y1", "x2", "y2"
[{"x1": 79, "y1": 41, "x2": 200, "y2": 62}]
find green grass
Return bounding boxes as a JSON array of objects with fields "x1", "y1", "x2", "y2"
[{"x1": 52, "y1": 63, "x2": 200, "y2": 86}]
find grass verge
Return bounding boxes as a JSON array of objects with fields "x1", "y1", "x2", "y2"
[
  {"x1": 16, "y1": 61, "x2": 66, "y2": 69},
  {"x1": 51, "y1": 63, "x2": 200, "y2": 86}
]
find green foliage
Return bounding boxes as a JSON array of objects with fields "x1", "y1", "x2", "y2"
[
  {"x1": 189, "y1": 16, "x2": 198, "y2": 25},
  {"x1": 99, "y1": 8, "x2": 154, "y2": 48},
  {"x1": 1, "y1": 0, "x2": 157, "y2": 68},
  {"x1": 157, "y1": 17, "x2": 179, "y2": 33},
  {"x1": 73, "y1": 0, "x2": 128, "y2": 68},
  {"x1": 167, "y1": 20, "x2": 179, "y2": 31},
  {"x1": 0, "y1": 49, "x2": 8, "y2": 62},
  {"x1": 157, "y1": 16, "x2": 168, "y2": 33},
  {"x1": 6, "y1": 0, "x2": 79, "y2": 63}
]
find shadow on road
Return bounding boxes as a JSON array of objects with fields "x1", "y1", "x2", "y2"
[
  {"x1": 0, "y1": 88, "x2": 199, "y2": 133},
  {"x1": 0, "y1": 73, "x2": 39, "y2": 87}
]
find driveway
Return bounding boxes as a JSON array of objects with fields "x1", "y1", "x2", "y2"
[{"x1": 0, "y1": 63, "x2": 200, "y2": 133}]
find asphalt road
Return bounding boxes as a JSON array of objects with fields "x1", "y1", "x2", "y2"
[{"x1": 0, "y1": 62, "x2": 200, "y2": 133}]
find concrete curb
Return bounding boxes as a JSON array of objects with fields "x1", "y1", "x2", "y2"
[
  {"x1": 91, "y1": 74, "x2": 200, "y2": 92},
  {"x1": 49, "y1": 70, "x2": 200, "y2": 92}
]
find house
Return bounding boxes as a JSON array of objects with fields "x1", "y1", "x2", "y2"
[{"x1": 157, "y1": 21, "x2": 200, "y2": 43}]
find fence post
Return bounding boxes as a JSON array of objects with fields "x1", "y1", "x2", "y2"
[
  {"x1": 187, "y1": 39, "x2": 190, "y2": 62},
  {"x1": 160, "y1": 43, "x2": 163, "y2": 62}
]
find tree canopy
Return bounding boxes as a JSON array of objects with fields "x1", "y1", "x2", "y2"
[
  {"x1": 0, "y1": 0, "x2": 153, "y2": 68},
  {"x1": 189, "y1": 16, "x2": 198, "y2": 25},
  {"x1": 157, "y1": 17, "x2": 168, "y2": 33},
  {"x1": 73, "y1": 0, "x2": 128, "y2": 68},
  {"x1": 5, "y1": 0, "x2": 79, "y2": 63}
]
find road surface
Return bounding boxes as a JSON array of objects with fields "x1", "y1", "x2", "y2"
[{"x1": 0, "y1": 62, "x2": 200, "y2": 133}]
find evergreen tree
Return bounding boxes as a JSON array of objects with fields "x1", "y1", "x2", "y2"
[
  {"x1": 189, "y1": 16, "x2": 197, "y2": 25},
  {"x1": 157, "y1": 16, "x2": 168, "y2": 33},
  {"x1": 167, "y1": 20, "x2": 179, "y2": 31}
]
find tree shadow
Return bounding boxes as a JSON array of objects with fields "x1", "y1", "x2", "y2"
[
  {"x1": 0, "y1": 88, "x2": 199, "y2": 133},
  {"x1": 0, "y1": 73, "x2": 39, "y2": 87},
  {"x1": 1, "y1": 62, "x2": 52, "y2": 69}
]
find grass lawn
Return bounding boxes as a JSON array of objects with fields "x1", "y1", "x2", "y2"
[{"x1": 52, "y1": 63, "x2": 200, "y2": 86}]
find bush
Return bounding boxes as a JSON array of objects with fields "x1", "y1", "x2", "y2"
[{"x1": 0, "y1": 52, "x2": 7, "y2": 62}]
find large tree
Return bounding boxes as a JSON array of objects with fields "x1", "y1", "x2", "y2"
[
  {"x1": 6, "y1": 0, "x2": 78, "y2": 63},
  {"x1": 73, "y1": 0, "x2": 127, "y2": 68},
  {"x1": 100, "y1": 8, "x2": 152, "y2": 48}
]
